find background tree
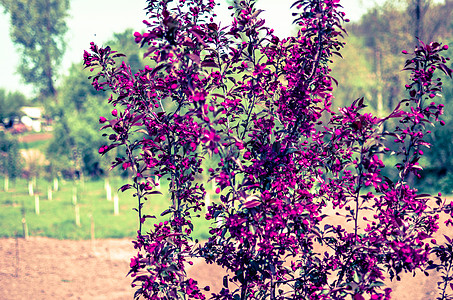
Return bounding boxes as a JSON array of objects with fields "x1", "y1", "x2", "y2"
[
  {"x1": 347, "y1": 3, "x2": 413, "y2": 115},
  {"x1": 344, "y1": 0, "x2": 453, "y2": 115},
  {"x1": 329, "y1": 35, "x2": 377, "y2": 111},
  {"x1": 420, "y1": 41, "x2": 453, "y2": 194},
  {"x1": 331, "y1": 0, "x2": 453, "y2": 192},
  {"x1": 107, "y1": 29, "x2": 149, "y2": 74},
  {"x1": 0, "y1": 131, "x2": 22, "y2": 180},
  {"x1": 407, "y1": 0, "x2": 453, "y2": 44},
  {"x1": 0, "y1": 0, "x2": 70, "y2": 100},
  {"x1": 46, "y1": 29, "x2": 145, "y2": 178},
  {"x1": 0, "y1": 89, "x2": 28, "y2": 128},
  {"x1": 46, "y1": 64, "x2": 109, "y2": 178}
]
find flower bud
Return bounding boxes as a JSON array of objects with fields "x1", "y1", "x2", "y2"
[{"x1": 134, "y1": 32, "x2": 142, "y2": 43}]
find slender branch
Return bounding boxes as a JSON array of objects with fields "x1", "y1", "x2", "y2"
[{"x1": 440, "y1": 256, "x2": 453, "y2": 300}]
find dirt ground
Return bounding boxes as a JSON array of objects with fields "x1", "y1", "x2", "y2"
[
  {"x1": 0, "y1": 237, "x2": 227, "y2": 300},
  {"x1": 0, "y1": 188, "x2": 450, "y2": 299},
  {"x1": 17, "y1": 132, "x2": 53, "y2": 144},
  {"x1": 0, "y1": 233, "x2": 449, "y2": 300}
]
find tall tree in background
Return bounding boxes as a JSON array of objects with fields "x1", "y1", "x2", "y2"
[
  {"x1": 347, "y1": 0, "x2": 453, "y2": 115},
  {"x1": 421, "y1": 43, "x2": 453, "y2": 194},
  {"x1": 0, "y1": 0, "x2": 70, "y2": 100},
  {"x1": 349, "y1": 3, "x2": 413, "y2": 115},
  {"x1": 106, "y1": 29, "x2": 150, "y2": 74},
  {"x1": 408, "y1": 0, "x2": 453, "y2": 44},
  {"x1": 336, "y1": 0, "x2": 453, "y2": 192},
  {"x1": 46, "y1": 29, "x2": 145, "y2": 178}
]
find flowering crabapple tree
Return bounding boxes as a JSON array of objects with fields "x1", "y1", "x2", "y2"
[{"x1": 83, "y1": 0, "x2": 453, "y2": 299}]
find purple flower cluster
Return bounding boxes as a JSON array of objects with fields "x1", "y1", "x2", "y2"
[{"x1": 83, "y1": 0, "x2": 453, "y2": 299}]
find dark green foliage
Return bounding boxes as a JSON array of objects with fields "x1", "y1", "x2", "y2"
[
  {"x1": 45, "y1": 29, "x2": 145, "y2": 178},
  {"x1": 0, "y1": 131, "x2": 22, "y2": 178},
  {"x1": 0, "y1": 89, "x2": 28, "y2": 128},
  {"x1": 107, "y1": 29, "x2": 149, "y2": 73},
  {"x1": 419, "y1": 43, "x2": 453, "y2": 194},
  {"x1": 46, "y1": 72, "x2": 111, "y2": 178},
  {"x1": 333, "y1": 0, "x2": 453, "y2": 194}
]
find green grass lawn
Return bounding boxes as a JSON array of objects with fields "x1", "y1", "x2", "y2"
[
  {"x1": 18, "y1": 138, "x2": 50, "y2": 150},
  {"x1": 0, "y1": 176, "x2": 213, "y2": 240}
]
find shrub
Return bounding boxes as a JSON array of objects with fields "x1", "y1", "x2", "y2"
[
  {"x1": 84, "y1": 0, "x2": 453, "y2": 299},
  {"x1": 0, "y1": 131, "x2": 22, "y2": 179}
]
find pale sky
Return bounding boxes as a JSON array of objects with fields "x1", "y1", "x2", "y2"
[{"x1": 0, "y1": 0, "x2": 376, "y2": 98}]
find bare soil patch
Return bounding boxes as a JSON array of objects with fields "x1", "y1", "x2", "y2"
[
  {"x1": 0, "y1": 237, "x2": 226, "y2": 300},
  {"x1": 1, "y1": 198, "x2": 451, "y2": 300},
  {"x1": 17, "y1": 133, "x2": 53, "y2": 144},
  {"x1": 0, "y1": 238, "x2": 132, "y2": 300},
  {"x1": 0, "y1": 236, "x2": 447, "y2": 299}
]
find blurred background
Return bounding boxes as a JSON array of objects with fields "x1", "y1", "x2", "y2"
[{"x1": 0, "y1": 0, "x2": 452, "y2": 240}]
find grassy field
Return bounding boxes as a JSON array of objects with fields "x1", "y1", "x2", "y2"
[{"x1": 0, "y1": 176, "x2": 213, "y2": 240}]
